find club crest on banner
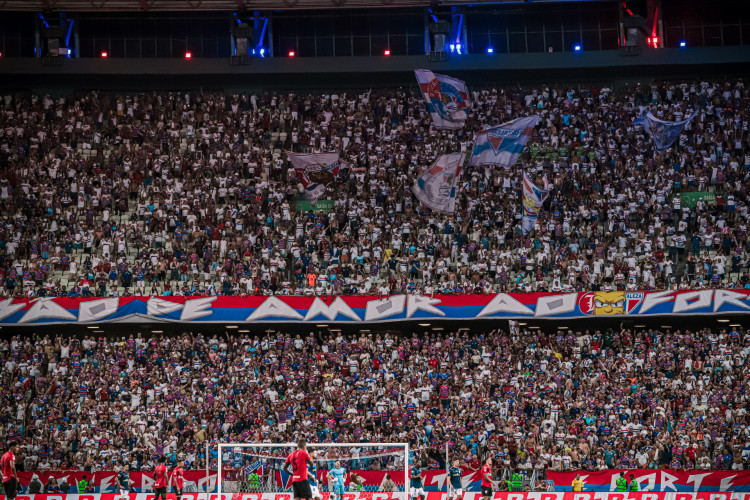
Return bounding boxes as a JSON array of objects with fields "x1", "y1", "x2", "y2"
[
  {"x1": 487, "y1": 128, "x2": 523, "y2": 154},
  {"x1": 579, "y1": 291, "x2": 644, "y2": 316}
]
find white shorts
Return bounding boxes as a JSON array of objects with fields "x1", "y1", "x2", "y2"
[
  {"x1": 451, "y1": 489, "x2": 464, "y2": 497},
  {"x1": 410, "y1": 488, "x2": 425, "y2": 498},
  {"x1": 311, "y1": 486, "x2": 321, "y2": 499}
]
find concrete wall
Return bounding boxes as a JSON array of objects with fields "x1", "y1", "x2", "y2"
[{"x1": 2, "y1": 46, "x2": 749, "y2": 92}]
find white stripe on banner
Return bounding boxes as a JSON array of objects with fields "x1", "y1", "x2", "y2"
[{"x1": 8, "y1": 492, "x2": 750, "y2": 500}]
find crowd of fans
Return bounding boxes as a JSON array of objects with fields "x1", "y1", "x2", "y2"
[
  {"x1": 1, "y1": 80, "x2": 750, "y2": 298},
  {"x1": 2, "y1": 325, "x2": 750, "y2": 477}
]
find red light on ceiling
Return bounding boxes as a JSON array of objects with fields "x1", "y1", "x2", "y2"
[
  {"x1": 384, "y1": 49, "x2": 391, "y2": 56},
  {"x1": 288, "y1": 51, "x2": 295, "y2": 57},
  {"x1": 100, "y1": 51, "x2": 108, "y2": 58},
  {"x1": 185, "y1": 51, "x2": 192, "y2": 59}
]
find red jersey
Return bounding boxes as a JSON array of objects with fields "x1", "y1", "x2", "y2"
[
  {"x1": 172, "y1": 467, "x2": 185, "y2": 489},
  {"x1": 1, "y1": 451, "x2": 15, "y2": 483},
  {"x1": 480, "y1": 464, "x2": 492, "y2": 488},
  {"x1": 154, "y1": 464, "x2": 168, "y2": 489},
  {"x1": 285, "y1": 449, "x2": 311, "y2": 482}
]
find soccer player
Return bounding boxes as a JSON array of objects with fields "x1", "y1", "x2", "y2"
[
  {"x1": 480, "y1": 457, "x2": 493, "y2": 500},
  {"x1": 284, "y1": 439, "x2": 313, "y2": 500},
  {"x1": 153, "y1": 456, "x2": 168, "y2": 500},
  {"x1": 327, "y1": 460, "x2": 347, "y2": 500},
  {"x1": 173, "y1": 460, "x2": 186, "y2": 500},
  {"x1": 117, "y1": 463, "x2": 131, "y2": 500},
  {"x1": 307, "y1": 453, "x2": 322, "y2": 500},
  {"x1": 1, "y1": 442, "x2": 19, "y2": 500},
  {"x1": 409, "y1": 461, "x2": 424, "y2": 500},
  {"x1": 448, "y1": 460, "x2": 463, "y2": 500}
]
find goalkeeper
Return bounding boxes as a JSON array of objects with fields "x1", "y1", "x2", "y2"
[{"x1": 327, "y1": 461, "x2": 347, "y2": 500}]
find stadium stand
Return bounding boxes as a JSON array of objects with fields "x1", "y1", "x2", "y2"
[
  {"x1": 1, "y1": 325, "x2": 748, "y2": 476},
  {"x1": 0, "y1": 80, "x2": 749, "y2": 299}
]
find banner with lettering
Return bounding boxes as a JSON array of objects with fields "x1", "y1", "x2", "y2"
[
  {"x1": 8, "y1": 490, "x2": 750, "y2": 500},
  {"x1": 547, "y1": 470, "x2": 750, "y2": 492},
  {"x1": 2, "y1": 289, "x2": 750, "y2": 325},
  {"x1": 13, "y1": 471, "x2": 217, "y2": 494}
]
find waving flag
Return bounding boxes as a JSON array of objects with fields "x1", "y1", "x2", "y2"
[
  {"x1": 288, "y1": 152, "x2": 341, "y2": 205},
  {"x1": 470, "y1": 116, "x2": 539, "y2": 167},
  {"x1": 521, "y1": 171, "x2": 550, "y2": 235},
  {"x1": 412, "y1": 153, "x2": 465, "y2": 214},
  {"x1": 244, "y1": 460, "x2": 264, "y2": 477},
  {"x1": 633, "y1": 109, "x2": 699, "y2": 150},
  {"x1": 414, "y1": 69, "x2": 470, "y2": 129}
]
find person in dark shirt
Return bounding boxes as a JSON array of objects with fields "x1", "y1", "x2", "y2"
[
  {"x1": 118, "y1": 463, "x2": 131, "y2": 500},
  {"x1": 44, "y1": 477, "x2": 61, "y2": 493}
]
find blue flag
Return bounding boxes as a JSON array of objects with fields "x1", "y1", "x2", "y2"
[
  {"x1": 470, "y1": 116, "x2": 539, "y2": 167},
  {"x1": 633, "y1": 110, "x2": 698, "y2": 151}
]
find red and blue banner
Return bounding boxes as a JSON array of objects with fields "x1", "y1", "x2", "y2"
[
  {"x1": 12, "y1": 471, "x2": 216, "y2": 493},
  {"x1": 10, "y1": 490, "x2": 750, "y2": 500},
  {"x1": 547, "y1": 470, "x2": 750, "y2": 492},
  {"x1": 2, "y1": 289, "x2": 750, "y2": 325}
]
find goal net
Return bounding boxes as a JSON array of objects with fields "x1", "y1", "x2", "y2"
[{"x1": 217, "y1": 443, "x2": 409, "y2": 500}]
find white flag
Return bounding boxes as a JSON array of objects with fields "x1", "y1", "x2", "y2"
[{"x1": 412, "y1": 153, "x2": 465, "y2": 214}]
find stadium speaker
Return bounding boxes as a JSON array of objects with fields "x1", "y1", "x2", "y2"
[
  {"x1": 232, "y1": 23, "x2": 253, "y2": 41},
  {"x1": 429, "y1": 20, "x2": 450, "y2": 35},
  {"x1": 42, "y1": 25, "x2": 67, "y2": 40},
  {"x1": 620, "y1": 14, "x2": 644, "y2": 56}
]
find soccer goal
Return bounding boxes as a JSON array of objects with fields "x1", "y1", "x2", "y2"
[{"x1": 217, "y1": 443, "x2": 409, "y2": 500}]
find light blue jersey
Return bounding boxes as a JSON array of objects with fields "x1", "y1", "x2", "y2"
[{"x1": 329, "y1": 467, "x2": 347, "y2": 494}]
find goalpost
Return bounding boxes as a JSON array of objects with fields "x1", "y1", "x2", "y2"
[{"x1": 217, "y1": 443, "x2": 410, "y2": 499}]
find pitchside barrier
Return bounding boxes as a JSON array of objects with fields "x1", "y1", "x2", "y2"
[{"x1": 4, "y1": 493, "x2": 750, "y2": 500}]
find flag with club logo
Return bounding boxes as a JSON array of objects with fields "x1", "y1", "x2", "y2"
[
  {"x1": 288, "y1": 152, "x2": 342, "y2": 205},
  {"x1": 412, "y1": 153, "x2": 465, "y2": 214},
  {"x1": 414, "y1": 69, "x2": 470, "y2": 129},
  {"x1": 470, "y1": 116, "x2": 539, "y2": 167},
  {"x1": 244, "y1": 460, "x2": 264, "y2": 477},
  {"x1": 633, "y1": 109, "x2": 699, "y2": 150},
  {"x1": 521, "y1": 171, "x2": 550, "y2": 235}
]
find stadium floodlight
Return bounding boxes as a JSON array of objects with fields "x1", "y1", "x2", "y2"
[
  {"x1": 216, "y1": 442, "x2": 409, "y2": 498},
  {"x1": 288, "y1": 50, "x2": 295, "y2": 57},
  {"x1": 185, "y1": 51, "x2": 192, "y2": 59},
  {"x1": 100, "y1": 51, "x2": 108, "y2": 58},
  {"x1": 574, "y1": 44, "x2": 582, "y2": 52},
  {"x1": 680, "y1": 40, "x2": 686, "y2": 47},
  {"x1": 384, "y1": 49, "x2": 391, "y2": 56},
  {"x1": 486, "y1": 47, "x2": 493, "y2": 54}
]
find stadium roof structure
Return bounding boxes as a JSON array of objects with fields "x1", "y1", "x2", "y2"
[{"x1": 0, "y1": 0, "x2": 614, "y2": 11}]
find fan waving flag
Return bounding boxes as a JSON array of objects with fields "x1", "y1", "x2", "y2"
[
  {"x1": 412, "y1": 153, "x2": 465, "y2": 214},
  {"x1": 414, "y1": 69, "x2": 470, "y2": 129},
  {"x1": 470, "y1": 116, "x2": 539, "y2": 167},
  {"x1": 633, "y1": 109, "x2": 699, "y2": 150},
  {"x1": 522, "y1": 172, "x2": 550, "y2": 235},
  {"x1": 288, "y1": 152, "x2": 341, "y2": 205}
]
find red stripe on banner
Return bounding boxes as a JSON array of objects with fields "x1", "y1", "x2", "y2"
[{"x1": 8, "y1": 494, "x2": 750, "y2": 500}]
